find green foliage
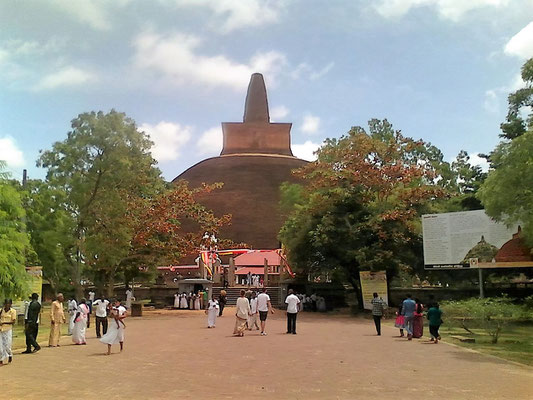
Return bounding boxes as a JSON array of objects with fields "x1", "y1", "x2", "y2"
[
  {"x1": 37, "y1": 110, "x2": 165, "y2": 294},
  {"x1": 500, "y1": 58, "x2": 533, "y2": 140},
  {"x1": 22, "y1": 179, "x2": 76, "y2": 292},
  {"x1": 280, "y1": 119, "x2": 451, "y2": 305},
  {"x1": 478, "y1": 127, "x2": 533, "y2": 246},
  {"x1": 0, "y1": 161, "x2": 31, "y2": 298},
  {"x1": 441, "y1": 297, "x2": 530, "y2": 344}
]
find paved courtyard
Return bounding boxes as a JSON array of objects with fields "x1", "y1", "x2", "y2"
[{"x1": 3, "y1": 309, "x2": 532, "y2": 400}]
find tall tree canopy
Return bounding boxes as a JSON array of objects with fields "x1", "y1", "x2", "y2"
[
  {"x1": 22, "y1": 179, "x2": 76, "y2": 293},
  {"x1": 279, "y1": 119, "x2": 450, "y2": 305},
  {"x1": 500, "y1": 58, "x2": 533, "y2": 140},
  {"x1": 0, "y1": 161, "x2": 31, "y2": 298},
  {"x1": 37, "y1": 110, "x2": 232, "y2": 296},
  {"x1": 478, "y1": 58, "x2": 533, "y2": 247}
]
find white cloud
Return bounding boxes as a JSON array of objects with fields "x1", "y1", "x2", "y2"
[
  {"x1": 292, "y1": 140, "x2": 320, "y2": 161},
  {"x1": 270, "y1": 105, "x2": 289, "y2": 121},
  {"x1": 484, "y1": 89, "x2": 499, "y2": 113},
  {"x1": 484, "y1": 73, "x2": 526, "y2": 114},
  {"x1": 47, "y1": 0, "x2": 113, "y2": 31},
  {"x1": 165, "y1": 0, "x2": 287, "y2": 33},
  {"x1": 374, "y1": 0, "x2": 509, "y2": 21},
  {"x1": 0, "y1": 137, "x2": 25, "y2": 168},
  {"x1": 291, "y1": 62, "x2": 335, "y2": 81},
  {"x1": 196, "y1": 126, "x2": 223, "y2": 155},
  {"x1": 310, "y1": 62, "x2": 335, "y2": 80},
  {"x1": 469, "y1": 153, "x2": 490, "y2": 172},
  {"x1": 301, "y1": 113, "x2": 321, "y2": 134},
  {"x1": 141, "y1": 121, "x2": 192, "y2": 162},
  {"x1": 133, "y1": 31, "x2": 287, "y2": 91},
  {"x1": 34, "y1": 66, "x2": 96, "y2": 91},
  {"x1": 504, "y1": 21, "x2": 533, "y2": 59}
]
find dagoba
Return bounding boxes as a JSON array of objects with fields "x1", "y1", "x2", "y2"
[
  {"x1": 495, "y1": 226, "x2": 533, "y2": 262},
  {"x1": 173, "y1": 73, "x2": 308, "y2": 249}
]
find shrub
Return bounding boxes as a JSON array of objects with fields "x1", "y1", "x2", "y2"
[{"x1": 441, "y1": 297, "x2": 529, "y2": 344}]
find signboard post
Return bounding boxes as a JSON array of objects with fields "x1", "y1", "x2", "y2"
[{"x1": 359, "y1": 271, "x2": 388, "y2": 310}]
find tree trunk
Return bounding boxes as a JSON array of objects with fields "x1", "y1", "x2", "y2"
[
  {"x1": 348, "y1": 275, "x2": 364, "y2": 310},
  {"x1": 106, "y1": 273, "x2": 115, "y2": 299}
]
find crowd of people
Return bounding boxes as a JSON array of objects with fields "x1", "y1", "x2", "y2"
[
  {"x1": 1, "y1": 286, "x2": 445, "y2": 367},
  {"x1": 370, "y1": 292, "x2": 443, "y2": 343},
  {"x1": 173, "y1": 291, "x2": 210, "y2": 310},
  {"x1": 0, "y1": 290, "x2": 131, "y2": 367}
]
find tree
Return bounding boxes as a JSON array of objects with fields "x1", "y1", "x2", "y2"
[
  {"x1": 279, "y1": 119, "x2": 449, "y2": 307},
  {"x1": 38, "y1": 110, "x2": 165, "y2": 296},
  {"x1": 449, "y1": 150, "x2": 486, "y2": 210},
  {"x1": 478, "y1": 58, "x2": 533, "y2": 247},
  {"x1": 22, "y1": 179, "x2": 76, "y2": 293},
  {"x1": 0, "y1": 161, "x2": 32, "y2": 298},
  {"x1": 37, "y1": 110, "x2": 235, "y2": 297},
  {"x1": 478, "y1": 127, "x2": 533, "y2": 246},
  {"x1": 500, "y1": 58, "x2": 533, "y2": 140}
]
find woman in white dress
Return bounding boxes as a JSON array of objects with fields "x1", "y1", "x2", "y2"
[
  {"x1": 100, "y1": 299, "x2": 127, "y2": 355},
  {"x1": 72, "y1": 298, "x2": 90, "y2": 345},
  {"x1": 194, "y1": 293, "x2": 201, "y2": 310},
  {"x1": 180, "y1": 293, "x2": 188, "y2": 309},
  {"x1": 205, "y1": 295, "x2": 219, "y2": 328},
  {"x1": 174, "y1": 293, "x2": 180, "y2": 309}
]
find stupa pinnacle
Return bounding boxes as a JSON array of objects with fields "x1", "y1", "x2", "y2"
[
  {"x1": 174, "y1": 73, "x2": 307, "y2": 250},
  {"x1": 221, "y1": 73, "x2": 294, "y2": 157}
]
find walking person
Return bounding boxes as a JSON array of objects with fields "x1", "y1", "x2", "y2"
[
  {"x1": 100, "y1": 299, "x2": 127, "y2": 355},
  {"x1": 88, "y1": 290, "x2": 95, "y2": 313},
  {"x1": 233, "y1": 290, "x2": 251, "y2": 337},
  {"x1": 0, "y1": 299, "x2": 17, "y2": 366},
  {"x1": 401, "y1": 294, "x2": 416, "y2": 340},
  {"x1": 247, "y1": 292, "x2": 260, "y2": 331},
  {"x1": 125, "y1": 287, "x2": 134, "y2": 309},
  {"x1": 257, "y1": 287, "x2": 274, "y2": 336},
  {"x1": 206, "y1": 294, "x2": 219, "y2": 328},
  {"x1": 22, "y1": 293, "x2": 41, "y2": 354},
  {"x1": 394, "y1": 304, "x2": 405, "y2": 337},
  {"x1": 72, "y1": 298, "x2": 90, "y2": 345},
  {"x1": 49, "y1": 293, "x2": 66, "y2": 347},
  {"x1": 92, "y1": 296, "x2": 109, "y2": 338},
  {"x1": 427, "y1": 303, "x2": 443, "y2": 344},
  {"x1": 371, "y1": 293, "x2": 386, "y2": 336},
  {"x1": 285, "y1": 289, "x2": 300, "y2": 334},
  {"x1": 218, "y1": 290, "x2": 227, "y2": 316},
  {"x1": 412, "y1": 299, "x2": 424, "y2": 339},
  {"x1": 67, "y1": 296, "x2": 77, "y2": 336}
]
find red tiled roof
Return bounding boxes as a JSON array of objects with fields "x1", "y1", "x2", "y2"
[
  {"x1": 234, "y1": 251, "x2": 281, "y2": 266},
  {"x1": 158, "y1": 265, "x2": 199, "y2": 270},
  {"x1": 235, "y1": 266, "x2": 274, "y2": 275}
]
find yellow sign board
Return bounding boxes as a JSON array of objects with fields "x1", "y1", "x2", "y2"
[
  {"x1": 13, "y1": 267, "x2": 43, "y2": 315},
  {"x1": 360, "y1": 270, "x2": 388, "y2": 310}
]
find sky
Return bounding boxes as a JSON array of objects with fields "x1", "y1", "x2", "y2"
[{"x1": 0, "y1": 0, "x2": 532, "y2": 182}]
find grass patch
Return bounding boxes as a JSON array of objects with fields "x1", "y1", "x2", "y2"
[
  {"x1": 11, "y1": 305, "x2": 68, "y2": 351},
  {"x1": 440, "y1": 323, "x2": 533, "y2": 366}
]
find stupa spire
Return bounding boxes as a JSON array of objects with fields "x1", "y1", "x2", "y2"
[
  {"x1": 243, "y1": 73, "x2": 270, "y2": 123},
  {"x1": 220, "y1": 73, "x2": 294, "y2": 157}
]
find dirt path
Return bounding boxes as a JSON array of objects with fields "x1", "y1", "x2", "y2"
[{"x1": 3, "y1": 309, "x2": 532, "y2": 400}]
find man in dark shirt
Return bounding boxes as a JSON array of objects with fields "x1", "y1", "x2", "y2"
[{"x1": 22, "y1": 293, "x2": 41, "y2": 354}]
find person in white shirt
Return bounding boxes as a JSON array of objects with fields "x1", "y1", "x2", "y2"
[
  {"x1": 233, "y1": 290, "x2": 251, "y2": 337},
  {"x1": 100, "y1": 299, "x2": 127, "y2": 355},
  {"x1": 256, "y1": 288, "x2": 274, "y2": 336},
  {"x1": 125, "y1": 288, "x2": 134, "y2": 309},
  {"x1": 67, "y1": 297, "x2": 77, "y2": 335},
  {"x1": 247, "y1": 292, "x2": 259, "y2": 331},
  {"x1": 92, "y1": 296, "x2": 110, "y2": 338},
  {"x1": 285, "y1": 289, "x2": 301, "y2": 334},
  {"x1": 88, "y1": 290, "x2": 95, "y2": 313}
]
